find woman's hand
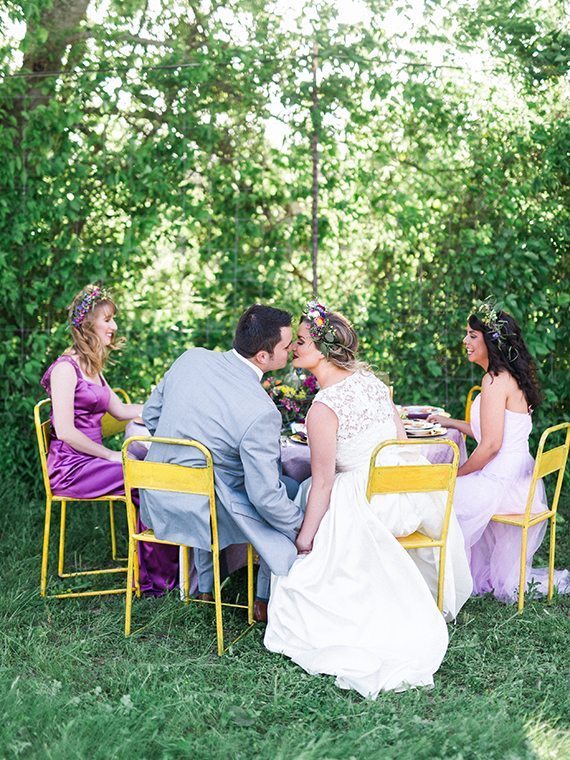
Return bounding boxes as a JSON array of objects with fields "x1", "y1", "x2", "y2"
[
  {"x1": 295, "y1": 533, "x2": 313, "y2": 555},
  {"x1": 427, "y1": 413, "x2": 452, "y2": 427}
]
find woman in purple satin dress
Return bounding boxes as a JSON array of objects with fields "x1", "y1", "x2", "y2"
[
  {"x1": 41, "y1": 284, "x2": 178, "y2": 595},
  {"x1": 429, "y1": 300, "x2": 568, "y2": 602}
]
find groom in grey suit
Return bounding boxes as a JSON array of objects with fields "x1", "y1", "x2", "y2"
[{"x1": 140, "y1": 304, "x2": 304, "y2": 620}]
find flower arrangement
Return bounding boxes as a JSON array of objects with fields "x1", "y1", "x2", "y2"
[{"x1": 263, "y1": 371, "x2": 319, "y2": 429}]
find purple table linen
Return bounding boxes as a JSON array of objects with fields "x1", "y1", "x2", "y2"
[{"x1": 281, "y1": 427, "x2": 467, "y2": 483}]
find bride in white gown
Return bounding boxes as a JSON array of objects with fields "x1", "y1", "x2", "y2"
[{"x1": 264, "y1": 304, "x2": 472, "y2": 698}]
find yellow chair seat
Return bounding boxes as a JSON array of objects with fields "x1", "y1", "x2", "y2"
[
  {"x1": 51, "y1": 493, "x2": 124, "y2": 502},
  {"x1": 132, "y1": 528, "x2": 178, "y2": 545},
  {"x1": 396, "y1": 530, "x2": 442, "y2": 549},
  {"x1": 491, "y1": 510, "x2": 554, "y2": 527}
]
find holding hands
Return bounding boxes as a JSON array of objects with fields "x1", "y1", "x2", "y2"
[{"x1": 295, "y1": 532, "x2": 313, "y2": 555}]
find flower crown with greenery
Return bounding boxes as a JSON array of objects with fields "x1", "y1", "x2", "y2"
[
  {"x1": 70, "y1": 286, "x2": 112, "y2": 328},
  {"x1": 471, "y1": 296, "x2": 512, "y2": 352},
  {"x1": 303, "y1": 300, "x2": 338, "y2": 357}
]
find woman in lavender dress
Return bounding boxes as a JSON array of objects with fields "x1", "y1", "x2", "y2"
[
  {"x1": 429, "y1": 300, "x2": 569, "y2": 602},
  {"x1": 41, "y1": 284, "x2": 178, "y2": 595}
]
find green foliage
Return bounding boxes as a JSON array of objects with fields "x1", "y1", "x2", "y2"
[{"x1": 0, "y1": 0, "x2": 568, "y2": 479}]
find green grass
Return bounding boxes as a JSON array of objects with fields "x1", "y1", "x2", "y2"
[{"x1": 1, "y1": 481, "x2": 569, "y2": 760}]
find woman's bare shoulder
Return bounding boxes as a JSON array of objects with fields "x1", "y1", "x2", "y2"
[
  {"x1": 50, "y1": 358, "x2": 77, "y2": 382},
  {"x1": 481, "y1": 371, "x2": 512, "y2": 399}
]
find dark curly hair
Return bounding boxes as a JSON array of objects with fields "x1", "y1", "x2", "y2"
[{"x1": 468, "y1": 310, "x2": 542, "y2": 410}]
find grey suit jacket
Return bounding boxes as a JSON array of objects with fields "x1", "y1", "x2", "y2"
[{"x1": 140, "y1": 348, "x2": 304, "y2": 575}]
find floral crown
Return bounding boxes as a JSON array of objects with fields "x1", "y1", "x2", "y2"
[
  {"x1": 70, "y1": 286, "x2": 112, "y2": 328},
  {"x1": 471, "y1": 296, "x2": 511, "y2": 349},
  {"x1": 303, "y1": 300, "x2": 338, "y2": 356}
]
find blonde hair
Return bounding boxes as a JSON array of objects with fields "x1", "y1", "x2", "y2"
[
  {"x1": 301, "y1": 311, "x2": 370, "y2": 372},
  {"x1": 67, "y1": 284, "x2": 124, "y2": 376}
]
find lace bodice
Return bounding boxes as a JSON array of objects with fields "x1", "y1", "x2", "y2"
[
  {"x1": 311, "y1": 371, "x2": 397, "y2": 471},
  {"x1": 313, "y1": 371, "x2": 393, "y2": 441}
]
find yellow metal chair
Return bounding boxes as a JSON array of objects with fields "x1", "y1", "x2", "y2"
[
  {"x1": 491, "y1": 422, "x2": 570, "y2": 614},
  {"x1": 365, "y1": 438, "x2": 460, "y2": 612},
  {"x1": 122, "y1": 436, "x2": 255, "y2": 655},
  {"x1": 34, "y1": 389, "x2": 131, "y2": 599},
  {"x1": 465, "y1": 385, "x2": 482, "y2": 424}
]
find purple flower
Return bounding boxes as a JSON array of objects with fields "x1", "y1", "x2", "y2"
[{"x1": 303, "y1": 375, "x2": 318, "y2": 393}]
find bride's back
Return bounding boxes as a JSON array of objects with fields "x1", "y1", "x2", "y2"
[{"x1": 311, "y1": 371, "x2": 396, "y2": 471}]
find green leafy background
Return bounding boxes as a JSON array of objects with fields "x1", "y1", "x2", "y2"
[{"x1": 1, "y1": 0, "x2": 568, "y2": 481}]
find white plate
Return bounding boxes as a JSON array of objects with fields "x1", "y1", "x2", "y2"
[
  {"x1": 404, "y1": 405, "x2": 445, "y2": 415},
  {"x1": 406, "y1": 426, "x2": 447, "y2": 438},
  {"x1": 403, "y1": 419, "x2": 435, "y2": 430}
]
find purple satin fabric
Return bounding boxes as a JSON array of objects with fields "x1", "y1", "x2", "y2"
[{"x1": 41, "y1": 355, "x2": 179, "y2": 595}]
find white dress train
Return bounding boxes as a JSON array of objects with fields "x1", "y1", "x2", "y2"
[{"x1": 264, "y1": 371, "x2": 472, "y2": 698}]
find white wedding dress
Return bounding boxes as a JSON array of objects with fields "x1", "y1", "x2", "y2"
[{"x1": 264, "y1": 371, "x2": 472, "y2": 698}]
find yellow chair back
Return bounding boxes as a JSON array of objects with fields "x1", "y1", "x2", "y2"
[
  {"x1": 465, "y1": 385, "x2": 482, "y2": 423},
  {"x1": 34, "y1": 398, "x2": 55, "y2": 498},
  {"x1": 122, "y1": 436, "x2": 216, "y2": 540},
  {"x1": 366, "y1": 439, "x2": 459, "y2": 500},
  {"x1": 101, "y1": 388, "x2": 132, "y2": 438},
  {"x1": 524, "y1": 422, "x2": 570, "y2": 521}
]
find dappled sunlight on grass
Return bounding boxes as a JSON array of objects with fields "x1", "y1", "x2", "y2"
[
  {"x1": 525, "y1": 720, "x2": 570, "y2": 760},
  {"x1": 1, "y1": 480, "x2": 569, "y2": 758}
]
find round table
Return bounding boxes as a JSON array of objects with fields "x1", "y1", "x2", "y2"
[{"x1": 281, "y1": 427, "x2": 467, "y2": 483}]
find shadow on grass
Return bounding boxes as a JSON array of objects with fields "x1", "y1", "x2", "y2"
[{"x1": 0, "y1": 481, "x2": 569, "y2": 759}]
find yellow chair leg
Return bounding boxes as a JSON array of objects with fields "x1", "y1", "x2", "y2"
[
  {"x1": 109, "y1": 501, "x2": 118, "y2": 560},
  {"x1": 133, "y1": 542, "x2": 141, "y2": 599},
  {"x1": 58, "y1": 501, "x2": 67, "y2": 577},
  {"x1": 518, "y1": 527, "x2": 529, "y2": 614},
  {"x1": 436, "y1": 545, "x2": 446, "y2": 614},
  {"x1": 547, "y1": 516, "x2": 556, "y2": 604},
  {"x1": 247, "y1": 544, "x2": 254, "y2": 625},
  {"x1": 40, "y1": 496, "x2": 53, "y2": 597},
  {"x1": 125, "y1": 538, "x2": 135, "y2": 636},
  {"x1": 182, "y1": 546, "x2": 190, "y2": 602},
  {"x1": 212, "y1": 550, "x2": 224, "y2": 656}
]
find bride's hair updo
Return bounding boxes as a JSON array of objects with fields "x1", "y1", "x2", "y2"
[
  {"x1": 468, "y1": 303, "x2": 541, "y2": 410},
  {"x1": 301, "y1": 310, "x2": 368, "y2": 372}
]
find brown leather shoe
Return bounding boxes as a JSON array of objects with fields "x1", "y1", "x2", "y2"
[
  {"x1": 197, "y1": 592, "x2": 214, "y2": 602},
  {"x1": 253, "y1": 599, "x2": 268, "y2": 623}
]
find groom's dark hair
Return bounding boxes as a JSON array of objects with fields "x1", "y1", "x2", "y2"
[{"x1": 233, "y1": 304, "x2": 292, "y2": 357}]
